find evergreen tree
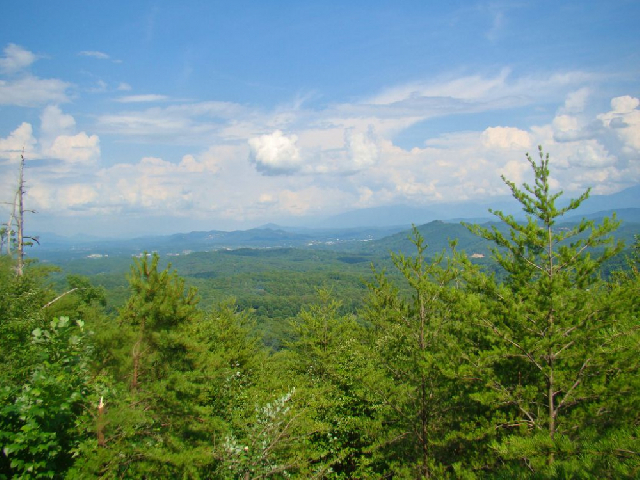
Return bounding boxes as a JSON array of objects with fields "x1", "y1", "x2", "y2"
[
  {"x1": 464, "y1": 146, "x2": 637, "y2": 477},
  {"x1": 363, "y1": 229, "x2": 483, "y2": 478},
  {"x1": 281, "y1": 289, "x2": 376, "y2": 478},
  {"x1": 73, "y1": 253, "x2": 205, "y2": 478}
]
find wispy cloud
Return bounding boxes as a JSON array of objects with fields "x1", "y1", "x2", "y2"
[
  {"x1": 0, "y1": 45, "x2": 71, "y2": 106},
  {"x1": 78, "y1": 50, "x2": 111, "y2": 60},
  {"x1": 0, "y1": 75, "x2": 71, "y2": 106},
  {"x1": 116, "y1": 94, "x2": 170, "y2": 103},
  {"x1": 486, "y1": 7, "x2": 505, "y2": 42}
]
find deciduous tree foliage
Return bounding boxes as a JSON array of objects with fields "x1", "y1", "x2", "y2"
[{"x1": 0, "y1": 258, "x2": 94, "y2": 479}]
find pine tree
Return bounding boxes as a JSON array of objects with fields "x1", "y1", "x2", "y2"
[
  {"x1": 363, "y1": 229, "x2": 481, "y2": 478},
  {"x1": 464, "y1": 146, "x2": 636, "y2": 476},
  {"x1": 73, "y1": 253, "x2": 205, "y2": 478},
  {"x1": 282, "y1": 289, "x2": 376, "y2": 477}
]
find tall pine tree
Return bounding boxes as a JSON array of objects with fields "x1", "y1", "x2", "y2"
[{"x1": 464, "y1": 146, "x2": 637, "y2": 477}]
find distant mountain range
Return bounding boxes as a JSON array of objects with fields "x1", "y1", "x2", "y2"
[
  {"x1": 31, "y1": 185, "x2": 639, "y2": 261},
  {"x1": 312, "y1": 185, "x2": 640, "y2": 229}
]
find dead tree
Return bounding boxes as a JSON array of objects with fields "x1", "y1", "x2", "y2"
[{"x1": 2, "y1": 151, "x2": 38, "y2": 276}]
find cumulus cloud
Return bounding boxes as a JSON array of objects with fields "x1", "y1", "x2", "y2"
[
  {"x1": 345, "y1": 127, "x2": 379, "y2": 169},
  {"x1": 92, "y1": 148, "x2": 236, "y2": 216},
  {"x1": 179, "y1": 151, "x2": 221, "y2": 174},
  {"x1": 60, "y1": 184, "x2": 98, "y2": 207},
  {"x1": 248, "y1": 130, "x2": 301, "y2": 175},
  {"x1": 610, "y1": 96, "x2": 639, "y2": 114},
  {"x1": 482, "y1": 126, "x2": 531, "y2": 149},
  {"x1": 35, "y1": 106, "x2": 102, "y2": 165},
  {"x1": 0, "y1": 44, "x2": 36, "y2": 74},
  {"x1": 98, "y1": 159, "x2": 193, "y2": 211},
  {"x1": 553, "y1": 115, "x2": 579, "y2": 133},
  {"x1": 41, "y1": 105, "x2": 76, "y2": 139},
  {"x1": 567, "y1": 142, "x2": 616, "y2": 169},
  {"x1": 597, "y1": 96, "x2": 640, "y2": 151},
  {"x1": 47, "y1": 132, "x2": 100, "y2": 164},
  {"x1": 551, "y1": 114, "x2": 588, "y2": 143},
  {"x1": 258, "y1": 193, "x2": 275, "y2": 204},
  {"x1": 347, "y1": 91, "x2": 639, "y2": 208},
  {"x1": 561, "y1": 87, "x2": 590, "y2": 113},
  {"x1": 0, "y1": 123, "x2": 37, "y2": 162},
  {"x1": 500, "y1": 159, "x2": 531, "y2": 185},
  {"x1": 263, "y1": 187, "x2": 352, "y2": 216},
  {"x1": 1, "y1": 107, "x2": 103, "y2": 168}
]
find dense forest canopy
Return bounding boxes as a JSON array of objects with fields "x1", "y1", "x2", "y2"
[{"x1": 1, "y1": 148, "x2": 639, "y2": 478}]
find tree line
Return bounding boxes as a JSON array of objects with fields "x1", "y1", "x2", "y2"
[{"x1": 1, "y1": 147, "x2": 638, "y2": 478}]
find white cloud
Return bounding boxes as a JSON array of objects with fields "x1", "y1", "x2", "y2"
[
  {"x1": 41, "y1": 105, "x2": 76, "y2": 139},
  {"x1": 482, "y1": 126, "x2": 531, "y2": 149},
  {"x1": 0, "y1": 44, "x2": 36, "y2": 74},
  {"x1": 78, "y1": 50, "x2": 110, "y2": 60},
  {"x1": 552, "y1": 115, "x2": 579, "y2": 133},
  {"x1": 96, "y1": 101, "x2": 248, "y2": 142},
  {"x1": 117, "y1": 82, "x2": 132, "y2": 91},
  {"x1": 598, "y1": 96, "x2": 640, "y2": 151},
  {"x1": 342, "y1": 91, "x2": 640, "y2": 208},
  {"x1": 2, "y1": 56, "x2": 637, "y2": 232},
  {"x1": 0, "y1": 75, "x2": 71, "y2": 107},
  {"x1": 60, "y1": 184, "x2": 98, "y2": 206},
  {"x1": 89, "y1": 145, "x2": 237, "y2": 213},
  {"x1": 116, "y1": 94, "x2": 170, "y2": 103},
  {"x1": 47, "y1": 133, "x2": 100, "y2": 164},
  {"x1": 486, "y1": 9, "x2": 505, "y2": 42},
  {"x1": 0, "y1": 123, "x2": 37, "y2": 162},
  {"x1": 265, "y1": 187, "x2": 351, "y2": 216},
  {"x1": 92, "y1": 149, "x2": 234, "y2": 215},
  {"x1": 610, "y1": 95, "x2": 639, "y2": 114},
  {"x1": 88, "y1": 79, "x2": 108, "y2": 93},
  {"x1": 345, "y1": 128, "x2": 379, "y2": 169},
  {"x1": 99, "y1": 161, "x2": 192, "y2": 210},
  {"x1": 24, "y1": 183, "x2": 53, "y2": 210},
  {"x1": 366, "y1": 70, "x2": 597, "y2": 115},
  {"x1": 567, "y1": 142, "x2": 616, "y2": 169},
  {"x1": 248, "y1": 130, "x2": 301, "y2": 175},
  {"x1": 368, "y1": 69, "x2": 512, "y2": 105},
  {"x1": 179, "y1": 150, "x2": 221, "y2": 174},
  {"x1": 258, "y1": 193, "x2": 275, "y2": 204},
  {"x1": 561, "y1": 87, "x2": 590, "y2": 113},
  {"x1": 500, "y1": 159, "x2": 531, "y2": 185},
  {"x1": 0, "y1": 44, "x2": 70, "y2": 107}
]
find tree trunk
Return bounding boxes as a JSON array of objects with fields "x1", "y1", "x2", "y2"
[{"x1": 15, "y1": 153, "x2": 25, "y2": 276}]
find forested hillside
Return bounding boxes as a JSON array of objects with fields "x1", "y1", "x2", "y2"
[{"x1": 1, "y1": 149, "x2": 639, "y2": 478}]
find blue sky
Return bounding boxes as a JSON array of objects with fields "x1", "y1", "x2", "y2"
[{"x1": 1, "y1": 1, "x2": 639, "y2": 236}]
